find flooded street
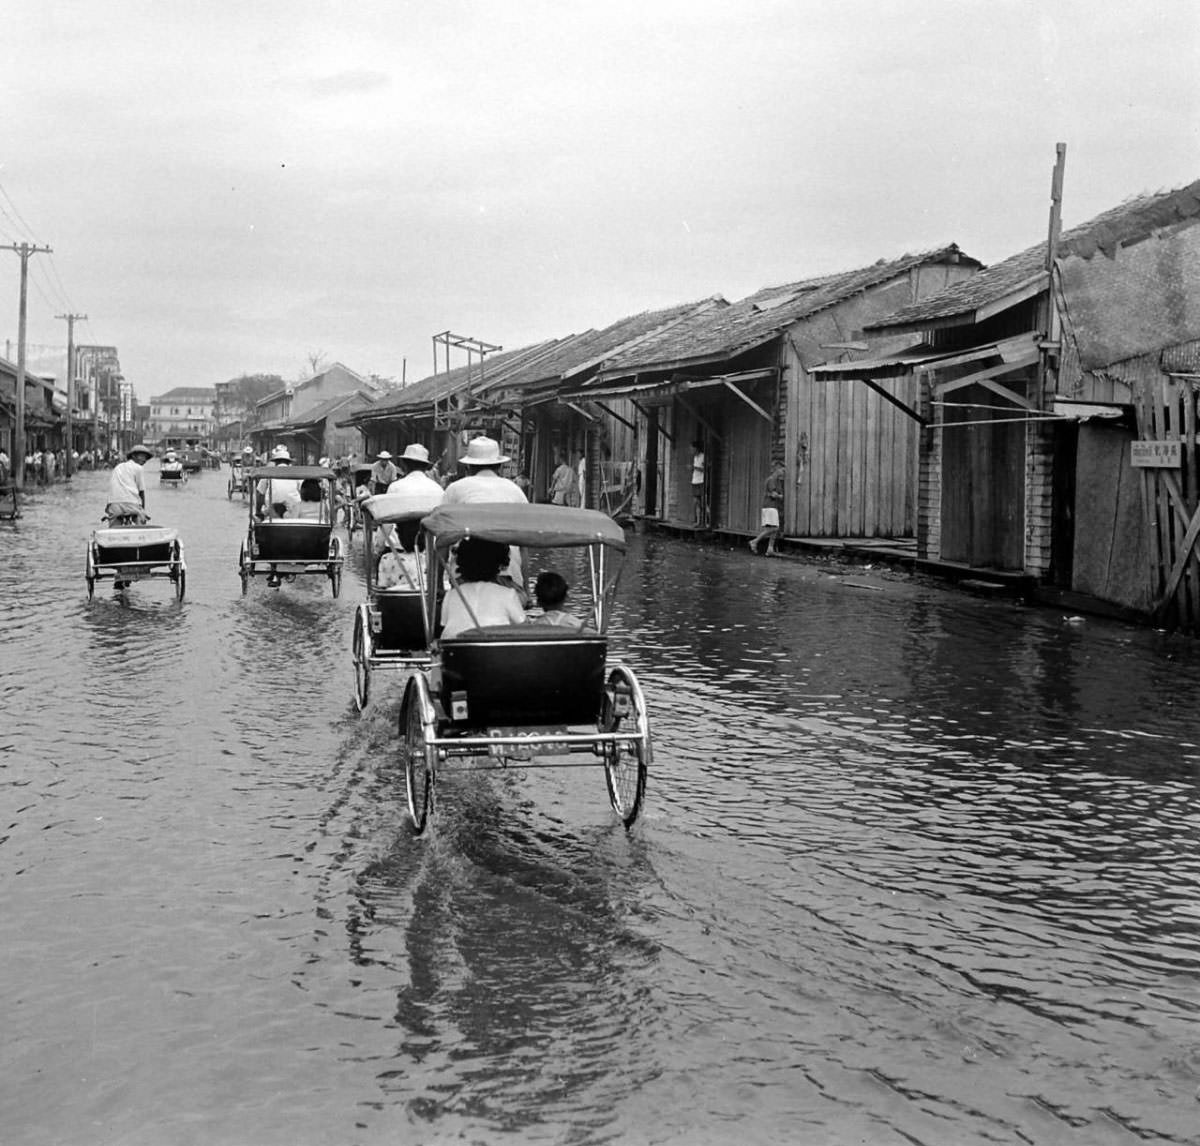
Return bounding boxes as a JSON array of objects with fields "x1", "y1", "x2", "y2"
[{"x1": 3, "y1": 466, "x2": 1200, "y2": 1145}]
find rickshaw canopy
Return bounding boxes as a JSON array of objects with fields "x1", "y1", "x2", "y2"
[
  {"x1": 362, "y1": 490, "x2": 445, "y2": 526},
  {"x1": 246, "y1": 465, "x2": 336, "y2": 481},
  {"x1": 421, "y1": 503, "x2": 627, "y2": 552}
]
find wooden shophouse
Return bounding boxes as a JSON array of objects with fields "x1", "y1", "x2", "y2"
[
  {"x1": 811, "y1": 176, "x2": 1200, "y2": 631},
  {"x1": 565, "y1": 247, "x2": 982, "y2": 538}
]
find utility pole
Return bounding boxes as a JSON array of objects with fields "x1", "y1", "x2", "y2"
[
  {"x1": 3, "y1": 241, "x2": 53, "y2": 490},
  {"x1": 56, "y1": 311, "x2": 87, "y2": 477}
]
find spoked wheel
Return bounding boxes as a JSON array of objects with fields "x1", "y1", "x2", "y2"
[
  {"x1": 329, "y1": 536, "x2": 343, "y2": 598},
  {"x1": 85, "y1": 543, "x2": 96, "y2": 600},
  {"x1": 173, "y1": 542, "x2": 186, "y2": 601},
  {"x1": 227, "y1": 480, "x2": 234, "y2": 500},
  {"x1": 400, "y1": 675, "x2": 437, "y2": 834},
  {"x1": 238, "y1": 540, "x2": 250, "y2": 596},
  {"x1": 352, "y1": 607, "x2": 371, "y2": 711},
  {"x1": 599, "y1": 665, "x2": 651, "y2": 828}
]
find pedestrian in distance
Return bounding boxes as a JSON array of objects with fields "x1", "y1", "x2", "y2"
[
  {"x1": 690, "y1": 439, "x2": 706, "y2": 526},
  {"x1": 750, "y1": 459, "x2": 787, "y2": 556},
  {"x1": 369, "y1": 450, "x2": 398, "y2": 494}
]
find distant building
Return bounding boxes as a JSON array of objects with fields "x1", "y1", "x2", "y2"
[{"x1": 148, "y1": 386, "x2": 217, "y2": 444}]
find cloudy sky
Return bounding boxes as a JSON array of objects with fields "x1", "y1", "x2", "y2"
[{"x1": 2, "y1": 0, "x2": 1197, "y2": 399}]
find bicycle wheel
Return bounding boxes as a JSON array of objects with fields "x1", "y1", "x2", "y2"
[
  {"x1": 352, "y1": 607, "x2": 371, "y2": 711},
  {"x1": 401, "y1": 675, "x2": 436, "y2": 834},
  {"x1": 85, "y1": 542, "x2": 96, "y2": 600},
  {"x1": 599, "y1": 665, "x2": 650, "y2": 828}
]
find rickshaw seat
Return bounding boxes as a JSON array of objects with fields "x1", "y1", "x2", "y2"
[
  {"x1": 95, "y1": 527, "x2": 177, "y2": 563},
  {"x1": 374, "y1": 590, "x2": 427, "y2": 651},
  {"x1": 253, "y1": 522, "x2": 331, "y2": 561},
  {"x1": 437, "y1": 629, "x2": 607, "y2": 728}
]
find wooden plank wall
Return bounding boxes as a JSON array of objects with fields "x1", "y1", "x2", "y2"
[
  {"x1": 1130, "y1": 372, "x2": 1200, "y2": 631},
  {"x1": 790, "y1": 367, "x2": 920, "y2": 537}
]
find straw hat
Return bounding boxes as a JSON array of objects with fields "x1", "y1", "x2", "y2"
[
  {"x1": 269, "y1": 445, "x2": 293, "y2": 463},
  {"x1": 127, "y1": 444, "x2": 153, "y2": 460},
  {"x1": 376, "y1": 450, "x2": 393, "y2": 461},
  {"x1": 458, "y1": 436, "x2": 509, "y2": 466}
]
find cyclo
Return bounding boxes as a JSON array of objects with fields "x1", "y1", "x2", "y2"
[
  {"x1": 86, "y1": 509, "x2": 186, "y2": 600},
  {"x1": 399, "y1": 502, "x2": 650, "y2": 834},
  {"x1": 226, "y1": 456, "x2": 251, "y2": 500},
  {"x1": 350, "y1": 492, "x2": 442, "y2": 711},
  {"x1": 238, "y1": 463, "x2": 344, "y2": 595}
]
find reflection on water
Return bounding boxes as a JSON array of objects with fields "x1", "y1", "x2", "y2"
[{"x1": 3, "y1": 476, "x2": 1200, "y2": 1145}]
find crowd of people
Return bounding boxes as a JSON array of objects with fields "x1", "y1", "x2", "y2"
[{"x1": 0, "y1": 445, "x2": 123, "y2": 488}]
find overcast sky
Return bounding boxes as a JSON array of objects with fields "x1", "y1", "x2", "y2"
[{"x1": 2, "y1": 0, "x2": 1197, "y2": 399}]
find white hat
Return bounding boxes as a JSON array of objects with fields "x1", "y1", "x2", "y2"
[
  {"x1": 400, "y1": 443, "x2": 431, "y2": 465},
  {"x1": 458, "y1": 436, "x2": 509, "y2": 466},
  {"x1": 270, "y1": 445, "x2": 293, "y2": 463},
  {"x1": 376, "y1": 450, "x2": 393, "y2": 460}
]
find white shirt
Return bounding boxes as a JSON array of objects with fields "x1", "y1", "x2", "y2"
[
  {"x1": 440, "y1": 581, "x2": 526, "y2": 638},
  {"x1": 442, "y1": 468, "x2": 528, "y2": 583},
  {"x1": 108, "y1": 458, "x2": 145, "y2": 504},
  {"x1": 256, "y1": 471, "x2": 300, "y2": 515},
  {"x1": 383, "y1": 470, "x2": 445, "y2": 512}
]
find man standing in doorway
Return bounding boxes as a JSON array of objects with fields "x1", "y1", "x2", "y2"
[{"x1": 691, "y1": 438, "x2": 706, "y2": 526}]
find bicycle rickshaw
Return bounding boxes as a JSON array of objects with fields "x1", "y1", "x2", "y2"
[
  {"x1": 159, "y1": 452, "x2": 186, "y2": 488},
  {"x1": 343, "y1": 463, "x2": 375, "y2": 538},
  {"x1": 227, "y1": 456, "x2": 251, "y2": 500},
  {"x1": 350, "y1": 491, "x2": 443, "y2": 710},
  {"x1": 238, "y1": 464, "x2": 344, "y2": 595},
  {"x1": 399, "y1": 502, "x2": 650, "y2": 834},
  {"x1": 86, "y1": 519, "x2": 186, "y2": 600}
]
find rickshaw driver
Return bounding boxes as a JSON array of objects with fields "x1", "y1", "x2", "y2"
[
  {"x1": 255, "y1": 445, "x2": 300, "y2": 518},
  {"x1": 105, "y1": 443, "x2": 153, "y2": 525},
  {"x1": 441, "y1": 436, "x2": 529, "y2": 598}
]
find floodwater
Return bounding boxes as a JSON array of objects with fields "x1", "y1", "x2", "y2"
[{"x1": 3, "y1": 467, "x2": 1200, "y2": 1146}]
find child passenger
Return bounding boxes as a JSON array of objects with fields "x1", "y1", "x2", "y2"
[{"x1": 526, "y1": 571, "x2": 584, "y2": 629}]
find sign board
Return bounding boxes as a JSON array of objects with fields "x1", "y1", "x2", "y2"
[{"x1": 1131, "y1": 440, "x2": 1182, "y2": 468}]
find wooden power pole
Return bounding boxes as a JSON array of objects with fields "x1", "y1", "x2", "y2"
[
  {"x1": 56, "y1": 311, "x2": 87, "y2": 477},
  {"x1": 3, "y1": 241, "x2": 53, "y2": 489}
]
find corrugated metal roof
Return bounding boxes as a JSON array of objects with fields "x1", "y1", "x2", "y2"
[
  {"x1": 870, "y1": 178, "x2": 1200, "y2": 330},
  {"x1": 580, "y1": 245, "x2": 977, "y2": 378}
]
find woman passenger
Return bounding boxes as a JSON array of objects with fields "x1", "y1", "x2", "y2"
[{"x1": 439, "y1": 537, "x2": 526, "y2": 638}]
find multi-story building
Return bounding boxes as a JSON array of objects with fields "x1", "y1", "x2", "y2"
[{"x1": 147, "y1": 386, "x2": 216, "y2": 446}]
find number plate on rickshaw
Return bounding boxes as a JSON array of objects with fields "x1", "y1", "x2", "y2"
[{"x1": 487, "y1": 727, "x2": 572, "y2": 760}]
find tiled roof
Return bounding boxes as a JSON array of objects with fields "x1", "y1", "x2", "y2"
[
  {"x1": 870, "y1": 178, "x2": 1200, "y2": 330},
  {"x1": 585, "y1": 246, "x2": 976, "y2": 376},
  {"x1": 351, "y1": 299, "x2": 722, "y2": 419},
  {"x1": 283, "y1": 389, "x2": 377, "y2": 428},
  {"x1": 152, "y1": 386, "x2": 216, "y2": 402}
]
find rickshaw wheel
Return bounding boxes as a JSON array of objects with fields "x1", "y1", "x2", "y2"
[
  {"x1": 226, "y1": 480, "x2": 234, "y2": 500},
  {"x1": 238, "y1": 540, "x2": 250, "y2": 595},
  {"x1": 352, "y1": 608, "x2": 371, "y2": 711},
  {"x1": 329, "y1": 535, "x2": 344, "y2": 597},
  {"x1": 85, "y1": 542, "x2": 96, "y2": 600},
  {"x1": 599, "y1": 665, "x2": 650, "y2": 828},
  {"x1": 173, "y1": 542, "x2": 186, "y2": 601},
  {"x1": 401, "y1": 675, "x2": 436, "y2": 834}
]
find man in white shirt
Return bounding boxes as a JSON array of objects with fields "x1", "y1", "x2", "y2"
[
  {"x1": 368, "y1": 450, "x2": 399, "y2": 494},
  {"x1": 256, "y1": 445, "x2": 300, "y2": 518},
  {"x1": 442, "y1": 436, "x2": 528, "y2": 590},
  {"x1": 386, "y1": 443, "x2": 445, "y2": 508},
  {"x1": 106, "y1": 443, "x2": 153, "y2": 522}
]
